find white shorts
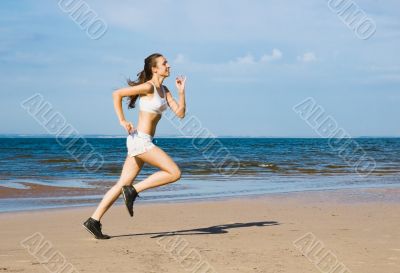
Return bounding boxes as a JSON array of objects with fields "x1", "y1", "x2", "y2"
[{"x1": 126, "y1": 129, "x2": 156, "y2": 157}]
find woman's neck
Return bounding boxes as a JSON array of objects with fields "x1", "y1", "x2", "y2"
[{"x1": 151, "y1": 76, "x2": 164, "y2": 87}]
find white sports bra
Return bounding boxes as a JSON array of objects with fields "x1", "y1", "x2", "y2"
[{"x1": 139, "y1": 81, "x2": 168, "y2": 115}]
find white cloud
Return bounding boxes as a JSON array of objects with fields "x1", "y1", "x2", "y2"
[
  {"x1": 230, "y1": 49, "x2": 283, "y2": 65},
  {"x1": 92, "y1": 2, "x2": 160, "y2": 30},
  {"x1": 93, "y1": 1, "x2": 338, "y2": 44},
  {"x1": 0, "y1": 51, "x2": 55, "y2": 65},
  {"x1": 260, "y1": 48, "x2": 283, "y2": 62},
  {"x1": 297, "y1": 52, "x2": 317, "y2": 63},
  {"x1": 357, "y1": 65, "x2": 400, "y2": 84},
  {"x1": 360, "y1": 65, "x2": 400, "y2": 72},
  {"x1": 232, "y1": 54, "x2": 256, "y2": 65}
]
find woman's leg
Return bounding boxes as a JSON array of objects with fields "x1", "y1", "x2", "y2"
[
  {"x1": 134, "y1": 146, "x2": 181, "y2": 193},
  {"x1": 91, "y1": 155, "x2": 144, "y2": 221}
]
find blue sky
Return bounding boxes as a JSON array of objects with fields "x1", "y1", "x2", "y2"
[{"x1": 1, "y1": 0, "x2": 399, "y2": 137}]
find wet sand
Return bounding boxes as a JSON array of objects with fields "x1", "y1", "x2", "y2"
[{"x1": 0, "y1": 187, "x2": 399, "y2": 273}]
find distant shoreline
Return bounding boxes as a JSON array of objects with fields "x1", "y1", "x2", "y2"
[{"x1": 0, "y1": 134, "x2": 399, "y2": 139}]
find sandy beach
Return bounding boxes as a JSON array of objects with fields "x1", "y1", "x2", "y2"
[
  {"x1": 2, "y1": 0, "x2": 400, "y2": 272},
  {"x1": 0, "y1": 187, "x2": 399, "y2": 273}
]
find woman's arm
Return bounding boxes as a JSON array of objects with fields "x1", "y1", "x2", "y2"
[
  {"x1": 164, "y1": 76, "x2": 186, "y2": 119},
  {"x1": 112, "y1": 82, "x2": 153, "y2": 133},
  {"x1": 165, "y1": 87, "x2": 186, "y2": 119}
]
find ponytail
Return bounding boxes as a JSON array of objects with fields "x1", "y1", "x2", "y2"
[{"x1": 127, "y1": 53, "x2": 163, "y2": 109}]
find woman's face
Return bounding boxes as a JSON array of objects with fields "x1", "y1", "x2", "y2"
[{"x1": 153, "y1": 56, "x2": 170, "y2": 77}]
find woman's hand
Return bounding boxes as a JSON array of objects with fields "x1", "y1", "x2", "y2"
[
  {"x1": 120, "y1": 120, "x2": 135, "y2": 134},
  {"x1": 175, "y1": 75, "x2": 186, "y2": 93}
]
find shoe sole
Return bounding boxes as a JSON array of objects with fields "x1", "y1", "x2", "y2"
[
  {"x1": 121, "y1": 188, "x2": 133, "y2": 217},
  {"x1": 82, "y1": 224, "x2": 110, "y2": 240},
  {"x1": 82, "y1": 224, "x2": 99, "y2": 239}
]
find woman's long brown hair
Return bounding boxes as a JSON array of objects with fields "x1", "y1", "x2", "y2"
[{"x1": 127, "y1": 53, "x2": 163, "y2": 109}]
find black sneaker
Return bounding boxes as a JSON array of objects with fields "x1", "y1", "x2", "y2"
[
  {"x1": 82, "y1": 217, "x2": 111, "y2": 239},
  {"x1": 121, "y1": 185, "x2": 140, "y2": 217}
]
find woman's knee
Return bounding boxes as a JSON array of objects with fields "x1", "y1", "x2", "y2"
[{"x1": 168, "y1": 166, "x2": 181, "y2": 182}]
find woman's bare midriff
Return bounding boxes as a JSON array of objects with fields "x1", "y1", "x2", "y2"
[{"x1": 135, "y1": 111, "x2": 162, "y2": 137}]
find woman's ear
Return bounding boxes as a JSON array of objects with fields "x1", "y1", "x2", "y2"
[{"x1": 151, "y1": 66, "x2": 158, "y2": 75}]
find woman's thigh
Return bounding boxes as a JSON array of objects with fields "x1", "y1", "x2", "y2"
[{"x1": 136, "y1": 146, "x2": 180, "y2": 173}]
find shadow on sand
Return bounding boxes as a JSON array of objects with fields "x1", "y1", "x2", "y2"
[{"x1": 111, "y1": 220, "x2": 280, "y2": 239}]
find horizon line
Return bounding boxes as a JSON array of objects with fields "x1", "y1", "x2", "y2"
[{"x1": 0, "y1": 134, "x2": 399, "y2": 139}]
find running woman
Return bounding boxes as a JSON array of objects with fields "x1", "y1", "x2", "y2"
[{"x1": 83, "y1": 53, "x2": 186, "y2": 239}]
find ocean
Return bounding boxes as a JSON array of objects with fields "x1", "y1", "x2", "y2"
[{"x1": 0, "y1": 137, "x2": 399, "y2": 212}]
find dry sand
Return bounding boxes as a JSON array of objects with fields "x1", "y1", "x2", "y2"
[{"x1": 1, "y1": 187, "x2": 399, "y2": 273}]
